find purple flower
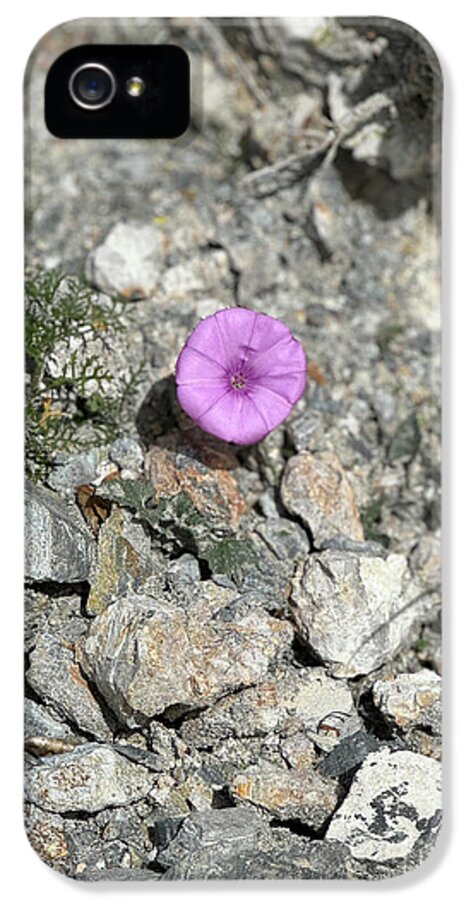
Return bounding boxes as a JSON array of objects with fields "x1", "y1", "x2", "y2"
[{"x1": 175, "y1": 308, "x2": 307, "y2": 445}]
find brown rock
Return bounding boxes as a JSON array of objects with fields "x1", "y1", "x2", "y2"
[
  {"x1": 146, "y1": 431, "x2": 247, "y2": 530},
  {"x1": 86, "y1": 506, "x2": 157, "y2": 615},
  {"x1": 78, "y1": 592, "x2": 293, "y2": 727},
  {"x1": 230, "y1": 761, "x2": 339, "y2": 829},
  {"x1": 281, "y1": 450, "x2": 364, "y2": 544}
]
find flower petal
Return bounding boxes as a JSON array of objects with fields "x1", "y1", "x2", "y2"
[
  {"x1": 212, "y1": 307, "x2": 258, "y2": 367},
  {"x1": 198, "y1": 390, "x2": 271, "y2": 445},
  {"x1": 177, "y1": 383, "x2": 230, "y2": 423},
  {"x1": 245, "y1": 312, "x2": 293, "y2": 353},
  {"x1": 253, "y1": 367, "x2": 307, "y2": 404},
  {"x1": 248, "y1": 384, "x2": 294, "y2": 433},
  {"x1": 175, "y1": 342, "x2": 228, "y2": 384},
  {"x1": 185, "y1": 313, "x2": 230, "y2": 368},
  {"x1": 249, "y1": 335, "x2": 307, "y2": 381}
]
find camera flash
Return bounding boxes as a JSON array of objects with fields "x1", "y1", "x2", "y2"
[{"x1": 126, "y1": 76, "x2": 145, "y2": 97}]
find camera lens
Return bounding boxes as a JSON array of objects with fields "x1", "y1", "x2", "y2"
[{"x1": 68, "y1": 63, "x2": 116, "y2": 110}]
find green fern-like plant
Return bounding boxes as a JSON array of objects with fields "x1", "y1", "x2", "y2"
[{"x1": 25, "y1": 268, "x2": 144, "y2": 481}]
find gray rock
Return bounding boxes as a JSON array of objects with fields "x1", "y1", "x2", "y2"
[
  {"x1": 318, "y1": 731, "x2": 381, "y2": 779},
  {"x1": 27, "y1": 632, "x2": 112, "y2": 741},
  {"x1": 157, "y1": 806, "x2": 262, "y2": 868},
  {"x1": 166, "y1": 553, "x2": 201, "y2": 593},
  {"x1": 286, "y1": 409, "x2": 324, "y2": 452},
  {"x1": 112, "y1": 744, "x2": 174, "y2": 773},
  {"x1": 25, "y1": 481, "x2": 95, "y2": 583},
  {"x1": 326, "y1": 748, "x2": 441, "y2": 864},
  {"x1": 78, "y1": 593, "x2": 293, "y2": 726},
  {"x1": 230, "y1": 760, "x2": 339, "y2": 829},
  {"x1": 109, "y1": 437, "x2": 144, "y2": 474},
  {"x1": 280, "y1": 732, "x2": 319, "y2": 769},
  {"x1": 158, "y1": 807, "x2": 352, "y2": 879},
  {"x1": 47, "y1": 449, "x2": 100, "y2": 497},
  {"x1": 24, "y1": 698, "x2": 86, "y2": 759},
  {"x1": 25, "y1": 589, "x2": 87, "y2": 651},
  {"x1": 85, "y1": 221, "x2": 166, "y2": 298},
  {"x1": 281, "y1": 451, "x2": 364, "y2": 545},
  {"x1": 25, "y1": 744, "x2": 155, "y2": 813},
  {"x1": 76, "y1": 867, "x2": 161, "y2": 881},
  {"x1": 61, "y1": 801, "x2": 156, "y2": 878},
  {"x1": 372, "y1": 671, "x2": 441, "y2": 734},
  {"x1": 161, "y1": 250, "x2": 232, "y2": 299},
  {"x1": 255, "y1": 518, "x2": 310, "y2": 561},
  {"x1": 409, "y1": 534, "x2": 441, "y2": 592},
  {"x1": 24, "y1": 588, "x2": 48, "y2": 652},
  {"x1": 290, "y1": 548, "x2": 428, "y2": 676},
  {"x1": 181, "y1": 667, "x2": 356, "y2": 754},
  {"x1": 148, "y1": 721, "x2": 185, "y2": 772},
  {"x1": 24, "y1": 803, "x2": 69, "y2": 871},
  {"x1": 24, "y1": 698, "x2": 79, "y2": 742},
  {"x1": 98, "y1": 804, "x2": 154, "y2": 859}
]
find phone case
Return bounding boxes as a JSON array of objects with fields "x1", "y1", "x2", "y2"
[{"x1": 24, "y1": 17, "x2": 442, "y2": 881}]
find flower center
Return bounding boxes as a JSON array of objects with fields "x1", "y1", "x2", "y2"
[{"x1": 230, "y1": 372, "x2": 247, "y2": 391}]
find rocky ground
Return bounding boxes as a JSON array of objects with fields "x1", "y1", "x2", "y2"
[{"x1": 24, "y1": 17, "x2": 442, "y2": 880}]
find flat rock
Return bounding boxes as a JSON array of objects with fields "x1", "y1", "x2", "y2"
[
  {"x1": 281, "y1": 451, "x2": 364, "y2": 545},
  {"x1": 85, "y1": 221, "x2": 166, "y2": 298},
  {"x1": 372, "y1": 671, "x2": 441, "y2": 734},
  {"x1": 326, "y1": 748, "x2": 442, "y2": 864},
  {"x1": 47, "y1": 448, "x2": 100, "y2": 498},
  {"x1": 158, "y1": 807, "x2": 352, "y2": 880},
  {"x1": 181, "y1": 667, "x2": 356, "y2": 753},
  {"x1": 78, "y1": 593, "x2": 293, "y2": 727},
  {"x1": 25, "y1": 744, "x2": 155, "y2": 813},
  {"x1": 26, "y1": 632, "x2": 112, "y2": 741},
  {"x1": 25, "y1": 481, "x2": 96, "y2": 583},
  {"x1": 318, "y1": 731, "x2": 381, "y2": 779},
  {"x1": 230, "y1": 760, "x2": 339, "y2": 829},
  {"x1": 86, "y1": 505, "x2": 157, "y2": 615},
  {"x1": 24, "y1": 698, "x2": 79, "y2": 742},
  {"x1": 146, "y1": 431, "x2": 248, "y2": 532},
  {"x1": 290, "y1": 548, "x2": 426, "y2": 676},
  {"x1": 255, "y1": 518, "x2": 310, "y2": 561}
]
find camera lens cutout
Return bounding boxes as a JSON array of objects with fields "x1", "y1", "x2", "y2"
[
  {"x1": 68, "y1": 63, "x2": 116, "y2": 110},
  {"x1": 46, "y1": 45, "x2": 190, "y2": 138}
]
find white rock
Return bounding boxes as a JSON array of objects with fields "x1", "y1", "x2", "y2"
[
  {"x1": 25, "y1": 744, "x2": 155, "y2": 813},
  {"x1": 326, "y1": 748, "x2": 441, "y2": 863},
  {"x1": 86, "y1": 222, "x2": 166, "y2": 298},
  {"x1": 290, "y1": 549, "x2": 427, "y2": 676}
]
